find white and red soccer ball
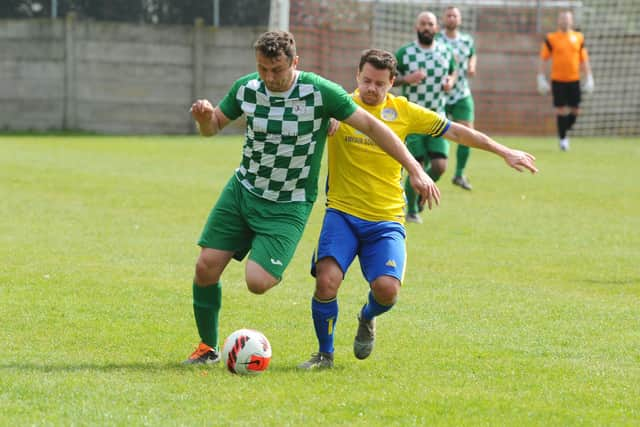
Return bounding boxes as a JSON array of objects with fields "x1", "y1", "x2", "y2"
[{"x1": 221, "y1": 329, "x2": 272, "y2": 375}]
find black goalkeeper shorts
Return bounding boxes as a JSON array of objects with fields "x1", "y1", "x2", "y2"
[{"x1": 551, "y1": 80, "x2": 581, "y2": 108}]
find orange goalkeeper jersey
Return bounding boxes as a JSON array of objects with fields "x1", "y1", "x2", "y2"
[{"x1": 540, "y1": 30, "x2": 589, "y2": 82}]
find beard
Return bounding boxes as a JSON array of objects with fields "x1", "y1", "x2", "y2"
[{"x1": 417, "y1": 30, "x2": 434, "y2": 45}]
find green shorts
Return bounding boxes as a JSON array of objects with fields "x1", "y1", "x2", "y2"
[
  {"x1": 406, "y1": 133, "x2": 450, "y2": 161},
  {"x1": 198, "y1": 176, "x2": 313, "y2": 280},
  {"x1": 445, "y1": 95, "x2": 475, "y2": 122}
]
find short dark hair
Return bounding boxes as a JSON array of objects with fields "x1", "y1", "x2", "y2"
[
  {"x1": 254, "y1": 31, "x2": 297, "y2": 63},
  {"x1": 359, "y1": 49, "x2": 398, "y2": 78}
]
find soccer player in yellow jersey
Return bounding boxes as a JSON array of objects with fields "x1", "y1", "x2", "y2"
[
  {"x1": 538, "y1": 10, "x2": 594, "y2": 151},
  {"x1": 299, "y1": 49, "x2": 538, "y2": 370}
]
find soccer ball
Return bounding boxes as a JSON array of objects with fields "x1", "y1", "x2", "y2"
[{"x1": 221, "y1": 329, "x2": 272, "y2": 375}]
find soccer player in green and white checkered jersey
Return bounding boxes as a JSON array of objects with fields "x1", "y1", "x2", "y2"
[
  {"x1": 440, "y1": 5, "x2": 477, "y2": 191},
  {"x1": 395, "y1": 11, "x2": 457, "y2": 223},
  {"x1": 184, "y1": 30, "x2": 440, "y2": 365}
]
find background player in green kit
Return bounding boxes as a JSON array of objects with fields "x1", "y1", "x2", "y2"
[
  {"x1": 185, "y1": 31, "x2": 439, "y2": 364},
  {"x1": 395, "y1": 11, "x2": 457, "y2": 223},
  {"x1": 440, "y1": 5, "x2": 477, "y2": 191}
]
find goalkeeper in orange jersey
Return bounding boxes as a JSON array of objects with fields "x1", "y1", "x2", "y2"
[
  {"x1": 298, "y1": 49, "x2": 538, "y2": 370},
  {"x1": 537, "y1": 10, "x2": 594, "y2": 151}
]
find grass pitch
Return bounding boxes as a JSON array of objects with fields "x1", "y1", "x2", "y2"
[{"x1": 1, "y1": 134, "x2": 638, "y2": 426}]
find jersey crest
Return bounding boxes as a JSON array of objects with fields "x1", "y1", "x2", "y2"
[{"x1": 381, "y1": 108, "x2": 398, "y2": 121}]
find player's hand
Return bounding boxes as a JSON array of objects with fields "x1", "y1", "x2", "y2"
[
  {"x1": 190, "y1": 99, "x2": 214, "y2": 124},
  {"x1": 328, "y1": 118, "x2": 340, "y2": 136},
  {"x1": 582, "y1": 74, "x2": 594, "y2": 94},
  {"x1": 404, "y1": 69, "x2": 427, "y2": 85},
  {"x1": 536, "y1": 73, "x2": 550, "y2": 95},
  {"x1": 503, "y1": 149, "x2": 538, "y2": 174},
  {"x1": 410, "y1": 170, "x2": 440, "y2": 210}
]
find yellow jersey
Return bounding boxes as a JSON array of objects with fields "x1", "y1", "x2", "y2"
[{"x1": 326, "y1": 90, "x2": 449, "y2": 223}]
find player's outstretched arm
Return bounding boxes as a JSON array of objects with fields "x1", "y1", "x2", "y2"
[
  {"x1": 190, "y1": 99, "x2": 231, "y2": 136},
  {"x1": 443, "y1": 122, "x2": 538, "y2": 173},
  {"x1": 344, "y1": 107, "x2": 441, "y2": 209}
]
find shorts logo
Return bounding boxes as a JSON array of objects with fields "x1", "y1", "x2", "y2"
[
  {"x1": 385, "y1": 259, "x2": 397, "y2": 267},
  {"x1": 270, "y1": 258, "x2": 283, "y2": 266},
  {"x1": 381, "y1": 108, "x2": 398, "y2": 122}
]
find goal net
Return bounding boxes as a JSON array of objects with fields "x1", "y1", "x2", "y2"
[{"x1": 270, "y1": 0, "x2": 640, "y2": 137}]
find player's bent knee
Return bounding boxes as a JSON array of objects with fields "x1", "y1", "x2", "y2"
[
  {"x1": 373, "y1": 289, "x2": 399, "y2": 306},
  {"x1": 314, "y1": 278, "x2": 339, "y2": 300},
  {"x1": 245, "y1": 261, "x2": 279, "y2": 294},
  {"x1": 314, "y1": 259, "x2": 343, "y2": 299},
  {"x1": 246, "y1": 278, "x2": 278, "y2": 294},
  {"x1": 246, "y1": 282, "x2": 267, "y2": 294},
  {"x1": 371, "y1": 277, "x2": 400, "y2": 305},
  {"x1": 430, "y1": 160, "x2": 447, "y2": 177},
  {"x1": 195, "y1": 258, "x2": 218, "y2": 285}
]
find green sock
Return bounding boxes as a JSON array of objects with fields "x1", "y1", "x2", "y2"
[
  {"x1": 455, "y1": 145, "x2": 471, "y2": 177},
  {"x1": 192, "y1": 282, "x2": 222, "y2": 349},
  {"x1": 404, "y1": 176, "x2": 418, "y2": 214}
]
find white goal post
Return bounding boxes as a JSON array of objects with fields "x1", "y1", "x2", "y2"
[{"x1": 269, "y1": 0, "x2": 291, "y2": 31}]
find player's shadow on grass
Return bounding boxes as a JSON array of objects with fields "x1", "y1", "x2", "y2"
[
  {"x1": 0, "y1": 362, "x2": 201, "y2": 373},
  {"x1": 0, "y1": 361, "x2": 346, "y2": 374}
]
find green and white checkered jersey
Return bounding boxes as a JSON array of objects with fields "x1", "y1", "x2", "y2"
[
  {"x1": 438, "y1": 31, "x2": 476, "y2": 105},
  {"x1": 218, "y1": 71, "x2": 357, "y2": 203},
  {"x1": 395, "y1": 41, "x2": 456, "y2": 113}
]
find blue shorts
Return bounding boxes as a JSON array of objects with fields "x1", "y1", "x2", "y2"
[{"x1": 311, "y1": 209, "x2": 407, "y2": 284}]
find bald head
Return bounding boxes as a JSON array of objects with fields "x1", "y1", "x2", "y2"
[
  {"x1": 558, "y1": 11, "x2": 574, "y2": 31},
  {"x1": 415, "y1": 11, "x2": 438, "y2": 46},
  {"x1": 416, "y1": 11, "x2": 437, "y2": 27}
]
